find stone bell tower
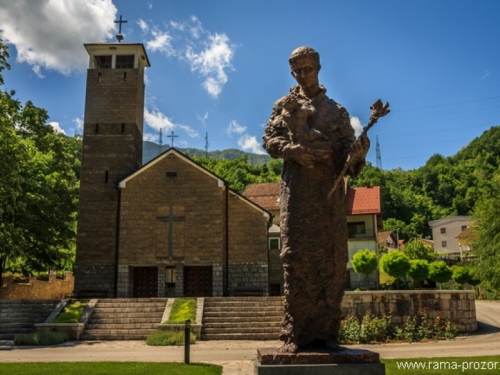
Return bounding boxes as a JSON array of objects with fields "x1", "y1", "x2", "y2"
[{"x1": 74, "y1": 42, "x2": 150, "y2": 297}]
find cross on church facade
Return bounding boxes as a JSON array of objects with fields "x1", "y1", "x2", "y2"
[
  {"x1": 167, "y1": 131, "x2": 178, "y2": 147},
  {"x1": 157, "y1": 205, "x2": 185, "y2": 258}
]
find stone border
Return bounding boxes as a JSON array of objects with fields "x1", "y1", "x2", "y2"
[
  {"x1": 35, "y1": 299, "x2": 97, "y2": 340},
  {"x1": 156, "y1": 298, "x2": 204, "y2": 339}
]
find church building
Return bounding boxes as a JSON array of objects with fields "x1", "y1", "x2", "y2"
[{"x1": 74, "y1": 42, "x2": 271, "y2": 298}]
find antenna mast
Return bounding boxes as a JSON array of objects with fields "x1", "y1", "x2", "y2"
[
  {"x1": 158, "y1": 128, "x2": 163, "y2": 155},
  {"x1": 205, "y1": 132, "x2": 209, "y2": 156},
  {"x1": 376, "y1": 135, "x2": 382, "y2": 169}
]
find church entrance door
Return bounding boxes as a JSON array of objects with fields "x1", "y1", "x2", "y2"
[
  {"x1": 133, "y1": 266, "x2": 158, "y2": 298},
  {"x1": 184, "y1": 266, "x2": 213, "y2": 297}
]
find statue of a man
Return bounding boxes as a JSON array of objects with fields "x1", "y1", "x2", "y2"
[{"x1": 263, "y1": 46, "x2": 370, "y2": 353}]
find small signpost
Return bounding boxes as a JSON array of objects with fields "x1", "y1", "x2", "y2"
[{"x1": 184, "y1": 319, "x2": 191, "y2": 365}]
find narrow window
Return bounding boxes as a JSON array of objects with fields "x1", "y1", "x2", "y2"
[
  {"x1": 269, "y1": 238, "x2": 281, "y2": 250},
  {"x1": 166, "y1": 172, "x2": 177, "y2": 177},
  {"x1": 95, "y1": 123, "x2": 99, "y2": 134},
  {"x1": 121, "y1": 123, "x2": 125, "y2": 133},
  {"x1": 98, "y1": 72, "x2": 102, "y2": 82},
  {"x1": 105, "y1": 170, "x2": 109, "y2": 183},
  {"x1": 123, "y1": 72, "x2": 127, "y2": 81}
]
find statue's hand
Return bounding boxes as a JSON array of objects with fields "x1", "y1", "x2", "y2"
[
  {"x1": 346, "y1": 134, "x2": 370, "y2": 166},
  {"x1": 283, "y1": 143, "x2": 331, "y2": 168}
]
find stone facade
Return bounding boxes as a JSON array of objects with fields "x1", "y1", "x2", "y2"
[
  {"x1": 341, "y1": 290, "x2": 477, "y2": 333},
  {"x1": 0, "y1": 273, "x2": 74, "y2": 300},
  {"x1": 116, "y1": 149, "x2": 271, "y2": 297}
]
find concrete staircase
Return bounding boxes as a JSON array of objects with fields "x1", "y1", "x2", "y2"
[
  {"x1": 201, "y1": 297, "x2": 283, "y2": 340},
  {"x1": 81, "y1": 298, "x2": 168, "y2": 340},
  {"x1": 0, "y1": 300, "x2": 59, "y2": 340}
]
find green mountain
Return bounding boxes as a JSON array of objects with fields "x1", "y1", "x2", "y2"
[{"x1": 142, "y1": 141, "x2": 271, "y2": 165}]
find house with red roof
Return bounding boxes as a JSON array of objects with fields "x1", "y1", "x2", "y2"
[{"x1": 243, "y1": 183, "x2": 382, "y2": 292}]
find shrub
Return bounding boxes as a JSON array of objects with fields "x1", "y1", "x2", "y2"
[
  {"x1": 338, "y1": 309, "x2": 457, "y2": 344},
  {"x1": 14, "y1": 331, "x2": 69, "y2": 346},
  {"x1": 146, "y1": 328, "x2": 196, "y2": 346}
]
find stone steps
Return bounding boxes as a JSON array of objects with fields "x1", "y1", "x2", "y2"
[
  {"x1": 201, "y1": 297, "x2": 283, "y2": 340},
  {"x1": 0, "y1": 300, "x2": 59, "y2": 340},
  {"x1": 81, "y1": 298, "x2": 168, "y2": 341}
]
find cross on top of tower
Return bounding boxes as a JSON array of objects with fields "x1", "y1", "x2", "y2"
[{"x1": 114, "y1": 15, "x2": 128, "y2": 42}]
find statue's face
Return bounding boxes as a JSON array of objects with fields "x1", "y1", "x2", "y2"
[{"x1": 290, "y1": 56, "x2": 319, "y2": 90}]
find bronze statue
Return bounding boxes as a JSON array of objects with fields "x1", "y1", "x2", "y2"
[{"x1": 263, "y1": 46, "x2": 388, "y2": 353}]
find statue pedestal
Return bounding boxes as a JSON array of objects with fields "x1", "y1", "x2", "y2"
[{"x1": 254, "y1": 347, "x2": 385, "y2": 375}]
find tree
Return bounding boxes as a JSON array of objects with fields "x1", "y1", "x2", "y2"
[
  {"x1": 379, "y1": 251, "x2": 411, "y2": 289},
  {"x1": 403, "y1": 240, "x2": 437, "y2": 263},
  {"x1": 428, "y1": 261, "x2": 453, "y2": 286},
  {"x1": 472, "y1": 179, "x2": 500, "y2": 290},
  {"x1": 0, "y1": 40, "x2": 79, "y2": 278},
  {"x1": 408, "y1": 259, "x2": 429, "y2": 287},
  {"x1": 351, "y1": 249, "x2": 378, "y2": 289}
]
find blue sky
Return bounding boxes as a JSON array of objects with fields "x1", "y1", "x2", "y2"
[{"x1": 1, "y1": 0, "x2": 499, "y2": 171}]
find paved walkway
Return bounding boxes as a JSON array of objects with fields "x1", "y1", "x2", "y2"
[{"x1": 1, "y1": 301, "x2": 499, "y2": 374}]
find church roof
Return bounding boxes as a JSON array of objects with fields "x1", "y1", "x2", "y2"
[
  {"x1": 243, "y1": 183, "x2": 381, "y2": 215},
  {"x1": 242, "y1": 183, "x2": 280, "y2": 211},
  {"x1": 119, "y1": 148, "x2": 272, "y2": 220}
]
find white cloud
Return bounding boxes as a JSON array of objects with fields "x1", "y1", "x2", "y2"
[
  {"x1": 143, "y1": 132, "x2": 159, "y2": 142},
  {"x1": 237, "y1": 134, "x2": 266, "y2": 155},
  {"x1": 144, "y1": 16, "x2": 236, "y2": 98},
  {"x1": 145, "y1": 107, "x2": 198, "y2": 139},
  {"x1": 144, "y1": 107, "x2": 175, "y2": 132},
  {"x1": 226, "y1": 120, "x2": 246, "y2": 136},
  {"x1": 146, "y1": 29, "x2": 174, "y2": 55},
  {"x1": 197, "y1": 112, "x2": 209, "y2": 126},
  {"x1": 48, "y1": 121, "x2": 65, "y2": 135},
  {"x1": 73, "y1": 117, "x2": 84, "y2": 131},
  {"x1": 137, "y1": 19, "x2": 149, "y2": 34},
  {"x1": 0, "y1": 0, "x2": 117, "y2": 76},
  {"x1": 178, "y1": 124, "x2": 199, "y2": 138},
  {"x1": 186, "y1": 33, "x2": 234, "y2": 98},
  {"x1": 350, "y1": 117, "x2": 364, "y2": 138}
]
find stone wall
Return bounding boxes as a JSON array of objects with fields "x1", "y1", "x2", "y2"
[
  {"x1": 228, "y1": 263, "x2": 269, "y2": 296},
  {"x1": 0, "y1": 273, "x2": 74, "y2": 300},
  {"x1": 341, "y1": 290, "x2": 477, "y2": 333}
]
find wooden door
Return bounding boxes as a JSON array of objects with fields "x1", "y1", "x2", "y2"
[
  {"x1": 133, "y1": 267, "x2": 158, "y2": 298},
  {"x1": 184, "y1": 266, "x2": 213, "y2": 297}
]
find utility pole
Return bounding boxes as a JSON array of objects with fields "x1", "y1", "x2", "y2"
[{"x1": 205, "y1": 132, "x2": 209, "y2": 156}]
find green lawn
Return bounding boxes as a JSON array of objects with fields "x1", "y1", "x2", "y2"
[
  {"x1": 383, "y1": 356, "x2": 500, "y2": 374},
  {"x1": 0, "y1": 362, "x2": 222, "y2": 375},
  {"x1": 2, "y1": 357, "x2": 499, "y2": 375}
]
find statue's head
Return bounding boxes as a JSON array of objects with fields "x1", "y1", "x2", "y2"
[
  {"x1": 288, "y1": 46, "x2": 321, "y2": 70},
  {"x1": 288, "y1": 46, "x2": 321, "y2": 96}
]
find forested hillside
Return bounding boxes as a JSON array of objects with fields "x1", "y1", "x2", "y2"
[{"x1": 353, "y1": 126, "x2": 500, "y2": 240}]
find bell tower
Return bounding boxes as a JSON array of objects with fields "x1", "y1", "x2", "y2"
[{"x1": 74, "y1": 42, "x2": 150, "y2": 297}]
